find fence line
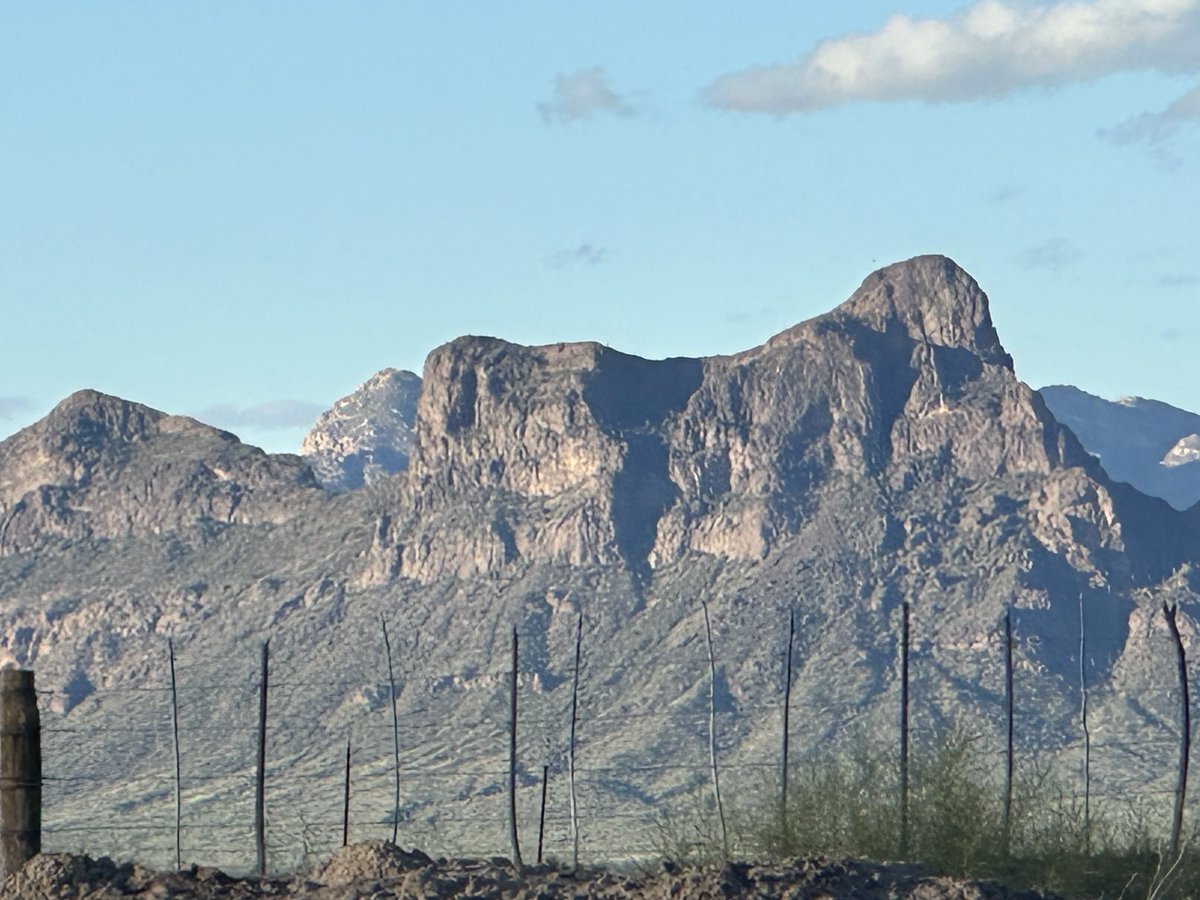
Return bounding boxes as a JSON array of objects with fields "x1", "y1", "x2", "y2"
[{"x1": 25, "y1": 598, "x2": 1200, "y2": 875}]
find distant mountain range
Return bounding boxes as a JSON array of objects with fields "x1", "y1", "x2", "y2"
[
  {"x1": 2, "y1": 255, "x2": 1198, "y2": 869},
  {"x1": 1038, "y1": 385, "x2": 1200, "y2": 511},
  {"x1": 301, "y1": 368, "x2": 421, "y2": 493}
]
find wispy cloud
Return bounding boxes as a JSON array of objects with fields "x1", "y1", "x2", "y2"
[
  {"x1": 538, "y1": 68, "x2": 634, "y2": 124},
  {"x1": 724, "y1": 304, "x2": 776, "y2": 324},
  {"x1": 1017, "y1": 238, "x2": 1082, "y2": 272},
  {"x1": 1100, "y1": 83, "x2": 1200, "y2": 143},
  {"x1": 1159, "y1": 272, "x2": 1200, "y2": 286},
  {"x1": 0, "y1": 395, "x2": 33, "y2": 420},
  {"x1": 989, "y1": 184, "x2": 1025, "y2": 203},
  {"x1": 704, "y1": 0, "x2": 1200, "y2": 114},
  {"x1": 552, "y1": 243, "x2": 607, "y2": 268},
  {"x1": 194, "y1": 400, "x2": 325, "y2": 431}
]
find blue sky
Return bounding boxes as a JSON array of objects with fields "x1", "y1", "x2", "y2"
[{"x1": 2, "y1": 1, "x2": 1198, "y2": 453}]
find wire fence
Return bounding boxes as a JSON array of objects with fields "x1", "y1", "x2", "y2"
[{"x1": 29, "y1": 598, "x2": 1200, "y2": 875}]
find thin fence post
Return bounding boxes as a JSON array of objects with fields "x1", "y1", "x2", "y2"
[
  {"x1": 568, "y1": 613, "x2": 582, "y2": 872},
  {"x1": 0, "y1": 670, "x2": 40, "y2": 878},
  {"x1": 381, "y1": 616, "x2": 401, "y2": 845},
  {"x1": 255, "y1": 639, "x2": 269, "y2": 877},
  {"x1": 781, "y1": 607, "x2": 795, "y2": 846},
  {"x1": 342, "y1": 737, "x2": 351, "y2": 848},
  {"x1": 1164, "y1": 601, "x2": 1191, "y2": 859},
  {"x1": 508, "y1": 627, "x2": 524, "y2": 869},
  {"x1": 701, "y1": 601, "x2": 729, "y2": 859},
  {"x1": 537, "y1": 764, "x2": 548, "y2": 865},
  {"x1": 899, "y1": 600, "x2": 910, "y2": 859},
  {"x1": 1079, "y1": 593, "x2": 1091, "y2": 854},
  {"x1": 168, "y1": 639, "x2": 182, "y2": 870},
  {"x1": 1003, "y1": 607, "x2": 1014, "y2": 859}
]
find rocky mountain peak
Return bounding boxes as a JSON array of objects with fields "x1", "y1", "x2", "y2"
[
  {"x1": 301, "y1": 368, "x2": 421, "y2": 492},
  {"x1": 43, "y1": 389, "x2": 168, "y2": 448},
  {"x1": 0, "y1": 390, "x2": 320, "y2": 555},
  {"x1": 781, "y1": 255, "x2": 1013, "y2": 368}
]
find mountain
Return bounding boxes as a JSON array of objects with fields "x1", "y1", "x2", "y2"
[
  {"x1": 1, "y1": 255, "x2": 1196, "y2": 871},
  {"x1": 0, "y1": 389, "x2": 323, "y2": 555},
  {"x1": 1039, "y1": 385, "x2": 1200, "y2": 511},
  {"x1": 300, "y1": 369, "x2": 422, "y2": 492}
]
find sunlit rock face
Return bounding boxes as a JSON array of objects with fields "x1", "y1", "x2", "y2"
[{"x1": 363, "y1": 255, "x2": 1101, "y2": 584}]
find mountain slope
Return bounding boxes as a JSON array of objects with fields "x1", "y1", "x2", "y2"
[{"x1": 1, "y1": 255, "x2": 1196, "y2": 869}]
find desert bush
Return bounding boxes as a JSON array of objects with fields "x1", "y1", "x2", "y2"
[{"x1": 666, "y1": 726, "x2": 1200, "y2": 899}]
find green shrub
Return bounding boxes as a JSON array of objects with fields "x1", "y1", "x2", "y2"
[{"x1": 661, "y1": 727, "x2": 1200, "y2": 899}]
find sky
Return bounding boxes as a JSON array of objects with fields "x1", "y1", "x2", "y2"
[{"x1": 2, "y1": 1, "x2": 1198, "y2": 453}]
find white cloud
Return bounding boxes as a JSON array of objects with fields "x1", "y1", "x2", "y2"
[
  {"x1": 1100, "y1": 82, "x2": 1200, "y2": 142},
  {"x1": 704, "y1": 0, "x2": 1200, "y2": 113},
  {"x1": 538, "y1": 68, "x2": 634, "y2": 124},
  {"x1": 195, "y1": 400, "x2": 326, "y2": 431}
]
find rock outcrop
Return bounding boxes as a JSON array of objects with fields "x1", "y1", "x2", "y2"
[
  {"x1": 301, "y1": 369, "x2": 422, "y2": 492},
  {"x1": 364, "y1": 256, "x2": 1128, "y2": 585}
]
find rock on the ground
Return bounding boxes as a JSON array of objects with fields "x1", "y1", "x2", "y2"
[{"x1": 2, "y1": 844, "x2": 1054, "y2": 899}]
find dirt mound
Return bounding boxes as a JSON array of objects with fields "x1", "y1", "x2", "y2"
[
  {"x1": 313, "y1": 840, "x2": 435, "y2": 885},
  {"x1": 0, "y1": 852, "x2": 284, "y2": 899},
  {"x1": 1, "y1": 847, "x2": 1054, "y2": 899}
]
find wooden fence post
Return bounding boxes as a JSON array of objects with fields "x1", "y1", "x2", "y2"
[
  {"x1": 1079, "y1": 594, "x2": 1091, "y2": 854},
  {"x1": 255, "y1": 640, "x2": 269, "y2": 877},
  {"x1": 342, "y1": 738, "x2": 351, "y2": 848},
  {"x1": 537, "y1": 764, "x2": 549, "y2": 865},
  {"x1": 508, "y1": 627, "x2": 524, "y2": 869},
  {"x1": 568, "y1": 614, "x2": 582, "y2": 872},
  {"x1": 0, "y1": 670, "x2": 40, "y2": 878},
  {"x1": 701, "y1": 601, "x2": 729, "y2": 859},
  {"x1": 168, "y1": 640, "x2": 182, "y2": 870},
  {"x1": 899, "y1": 601, "x2": 910, "y2": 859},
  {"x1": 1003, "y1": 607, "x2": 1014, "y2": 858},
  {"x1": 781, "y1": 607, "x2": 795, "y2": 846},
  {"x1": 1163, "y1": 602, "x2": 1191, "y2": 859},
  {"x1": 381, "y1": 616, "x2": 401, "y2": 845}
]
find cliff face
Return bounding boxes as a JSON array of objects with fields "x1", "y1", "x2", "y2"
[
  {"x1": 0, "y1": 390, "x2": 322, "y2": 555},
  {"x1": 364, "y1": 256, "x2": 1122, "y2": 585}
]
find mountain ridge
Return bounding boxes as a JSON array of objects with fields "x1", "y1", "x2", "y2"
[{"x1": 1, "y1": 254, "x2": 1196, "y2": 868}]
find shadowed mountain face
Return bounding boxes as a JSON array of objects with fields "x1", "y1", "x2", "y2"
[
  {"x1": 2, "y1": 255, "x2": 1198, "y2": 866},
  {"x1": 1039, "y1": 385, "x2": 1200, "y2": 511}
]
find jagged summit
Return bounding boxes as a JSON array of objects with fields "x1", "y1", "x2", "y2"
[
  {"x1": 768, "y1": 255, "x2": 1012, "y2": 369},
  {"x1": 43, "y1": 389, "x2": 167, "y2": 442},
  {"x1": 301, "y1": 368, "x2": 421, "y2": 492},
  {"x1": 839, "y1": 255, "x2": 1010, "y2": 365}
]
